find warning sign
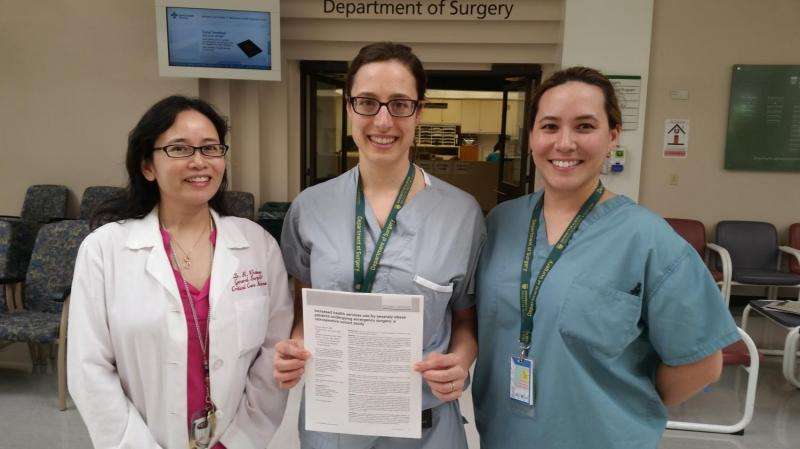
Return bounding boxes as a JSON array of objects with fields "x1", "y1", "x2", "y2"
[{"x1": 663, "y1": 119, "x2": 689, "y2": 158}]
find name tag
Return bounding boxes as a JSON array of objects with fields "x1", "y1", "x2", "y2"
[{"x1": 509, "y1": 356, "x2": 535, "y2": 406}]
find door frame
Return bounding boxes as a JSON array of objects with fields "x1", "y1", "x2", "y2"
[{"x1": 300, "y1": 62, "x2": 541, "y2": 202}]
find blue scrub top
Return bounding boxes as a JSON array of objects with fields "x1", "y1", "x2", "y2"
[{"x1": 472, "y1": 192, "x2": 739, "y2": 449}]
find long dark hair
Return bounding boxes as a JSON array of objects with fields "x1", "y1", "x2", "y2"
[{"x1": 91, "y1": 96, "x2": 231, "y2": 229}]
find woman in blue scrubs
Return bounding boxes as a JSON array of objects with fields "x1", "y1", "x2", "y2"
[
  {"x1": 273, "y1": 42, "x2": 485, "y2": 449},
  {"x1": 472, "y1": 67, "x2": 739, "y2": 449}
]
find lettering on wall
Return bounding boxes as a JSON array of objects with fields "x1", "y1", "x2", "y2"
[{"x1": 322, "y1": 0, "x2": 516, "y2": 20}]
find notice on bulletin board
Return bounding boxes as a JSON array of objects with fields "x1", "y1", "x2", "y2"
[
  {"x1": 724, "y1": 65, "x2": 800, "y2": 171},
  {"x1": 608, "y1": 75, "x2": 641, "y2": 131},
  {"x1": 664, "y1": 119, "x2": 689, "y2": 158}
]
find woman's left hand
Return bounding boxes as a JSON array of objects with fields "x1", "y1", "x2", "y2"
[{"x1": 413, "y1": 352, "x2": 468, "y2": 402}]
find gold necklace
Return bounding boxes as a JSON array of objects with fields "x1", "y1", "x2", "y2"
[{"x1": 165, "y1": 217, "x2": 210, "y2": 270}]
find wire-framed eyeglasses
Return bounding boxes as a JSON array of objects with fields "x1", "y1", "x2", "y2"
[
  {"x1": 348, "y1": 96, "x2": 419, "y2": 117},
  {"x1": 154, "y1": 144, "x2": 229, "y2": 158}
]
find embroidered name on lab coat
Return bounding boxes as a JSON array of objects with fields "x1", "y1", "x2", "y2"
[{"x1": 231, "y1": 269, "x2": 268, "y2": 292}]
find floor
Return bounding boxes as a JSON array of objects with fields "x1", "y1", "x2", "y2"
[
  {"x1": 1, "y1": 291, "x2": 798, "y2": 449},
  {"x1": 0, "y1": 350, "x2": 798, "y2": 449}
]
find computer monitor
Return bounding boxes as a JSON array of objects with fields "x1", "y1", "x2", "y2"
[{"x1": 155, "y1": 0, "x2": 281, "y2": 81}]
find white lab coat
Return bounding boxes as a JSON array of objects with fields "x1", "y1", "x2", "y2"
[{"x1": 67, "y1": 208, "x2": 293, "y2": 449}]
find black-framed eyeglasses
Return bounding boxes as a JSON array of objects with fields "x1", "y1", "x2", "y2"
[
  {"x1": 348, "y1": 96, "x2": 419, "y2": 117},
  {"x1": 155, "y1": 144, "x2": 229, "y2": 158}
]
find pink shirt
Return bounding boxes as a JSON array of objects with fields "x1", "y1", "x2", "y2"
[{"x1": 161, "y1": 227, "x2": 225, "y2": 449}]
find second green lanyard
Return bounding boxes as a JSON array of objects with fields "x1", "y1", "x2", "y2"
[
  {"x1": 353, "y1": 163, "x2": 415, "y2": 293},
  {"x1": 518, "y1": 181, "x2": 605, "y2": 357}
]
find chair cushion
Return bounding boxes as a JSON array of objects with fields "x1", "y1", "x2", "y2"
[
  {"x1": 25, "y1": 220, "x2": 91, "y2": 313},
  {"x1": 750, "y1": 300, "x2": 800, "y2": 328},
  {"x1": 716, "y1": 221, "x2": 778, "y2": 271},
  {"x1": 0, "y1": 219, "x2": 41, "y2": 281},
  {"x1": 666, "y1": 218, "x2": 706, "y2": 258},
  {"x1": 710, "y1": 269, "x2": 724, "y2": 282},
  {"x1": 20, "y1": 185, "x2": 68, "y2": 224},
  {"x1": 733, "y1": 269, "x2": 800, "y2": 286},
  {"x1": 79, "y1": 186, "x2": 124, "y2": 220},
  {"x1": 722, "y1": 340, "x2": 763, "y2": 366},
  {"x1": 223, "y1": 191, "x2": 255, "y2": 220},
  {"x1": 0, "y1": 310, "x2": 60, "y2": 343}
]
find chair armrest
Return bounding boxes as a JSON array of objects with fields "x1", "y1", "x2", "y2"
[
  {"x1": 778, "y1": 246, "x2": 800, "y2": 269},
  {"x1": 707, "y1": 243, "x2": 732, "y2": 283},
  {"x1": 0, "y1": 215, "x2": 22, "y2": 222}
]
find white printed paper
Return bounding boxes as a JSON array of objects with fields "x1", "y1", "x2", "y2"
[{"x1": 302, "y1": 288, "x2": 424, "y2": 439}]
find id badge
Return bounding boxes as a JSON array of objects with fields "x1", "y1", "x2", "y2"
[
  {"x1": 509, "y1": 356, "x2": 535, "y2": 406},
  {"x1": 189, "y1": 409, "x2": 216, "y2": 449}
]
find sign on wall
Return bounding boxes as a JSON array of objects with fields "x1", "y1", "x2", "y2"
[
  {"x1": 608, "y1": 75, "x2": 641, "y2": 131},
  {"x1": 663, "y1": 119, "x2": 689, "y2": 158},
  {"x1": 724, "y1": 65, "x2": 800, "y2": 171},
  {"x1": 322, "y1": 1, "x2": 517, "y2": 20}
]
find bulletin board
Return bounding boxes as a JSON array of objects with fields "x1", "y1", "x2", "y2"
[{"x1": 724, "y1": 65, "x2": 800, "y2": 171}]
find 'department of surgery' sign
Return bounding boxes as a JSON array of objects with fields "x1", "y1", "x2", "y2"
[{"x1": 322, "y1": 0, "x2": 516, "y2": 20}]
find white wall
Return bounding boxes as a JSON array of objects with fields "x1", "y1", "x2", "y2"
[
  {"x1": 0, "y1": 1, "x2": 198, "y2": 217},
  {"x1": 560, "y1": 0, "x2": 654, "y2": 201}
]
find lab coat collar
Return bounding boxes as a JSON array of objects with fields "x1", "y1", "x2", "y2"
[
  {"x1": 124, "y1": 207, "x2": 249, "y2": 251},
  {"x1": 124, "y1": 207, "x2": 250, "y2": 308}
]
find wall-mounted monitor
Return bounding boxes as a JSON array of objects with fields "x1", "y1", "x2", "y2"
[{"x1": 155, "y1": 0, "x2": 281, "y2": 81}]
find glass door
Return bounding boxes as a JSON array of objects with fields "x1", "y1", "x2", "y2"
[
  {"x1": 496, "y1": 76, "x2": 536, "y2": 203},
  {"x1": 300, "y1": 62, "x2": 348, "y2": 188}
]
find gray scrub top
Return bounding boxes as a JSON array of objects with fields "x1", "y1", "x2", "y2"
[
  {"x1": 472, "y1": 192, "x2": 739, "y2": 449},
  {"x1": 281, "y1": 166, "x2": 486, "y2": 411}
]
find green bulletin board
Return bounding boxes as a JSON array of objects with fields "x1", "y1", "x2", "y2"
[{"x1": 724, "y1": 65, "x2": 800, "y2": 171}]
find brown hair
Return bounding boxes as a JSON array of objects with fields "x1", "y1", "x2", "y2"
[
  {"x1": 530, "y1": 66, "x2": 621, "y2": 130},
  {"x1": 345, "y1": 42, "x2": 427, "y2": 101}
]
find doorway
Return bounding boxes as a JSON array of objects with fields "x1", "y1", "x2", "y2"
[{"x1": 300, "y1": 62, "x2": 541, "y2": 213}]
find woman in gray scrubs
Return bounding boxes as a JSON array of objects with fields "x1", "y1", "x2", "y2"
[{"x1": 273, "y1": 42, "x2": 486, "y2": 449}]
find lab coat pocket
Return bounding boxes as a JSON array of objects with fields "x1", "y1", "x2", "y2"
[
  {"x1": 234, "y1": 296, "x2": 269, "y2": 357},
  {"x1": 557, "y1": 279, "x2": 642, "y2": 358}
]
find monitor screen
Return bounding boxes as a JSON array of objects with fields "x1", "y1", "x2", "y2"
[{"x1": 166, "y1": 7, "x2": 271, "y2": 71}]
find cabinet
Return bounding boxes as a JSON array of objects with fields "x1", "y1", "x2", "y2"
[
  {"x1": 441, "y1": 99, "x2": 461, "y2": 124},
  {"x1": 461, "y1": 100, "x2": 503, "y2": 134},
  {"x1": 422, "y1": 99, "x2": 461, "y2": 124},
  {"x1": 479, "y1": 100, "x2": 502, "y2": 134},
  {"x1": 460, "y1": 100, "x2": 481, "y2": 133},
  {"x1": 421, "y1": 106, "x2": 442, "y2": 123}
]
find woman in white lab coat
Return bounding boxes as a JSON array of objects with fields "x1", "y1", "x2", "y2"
[{"x1": 68, "y1": 96, "x2": 293, "y2": 449}]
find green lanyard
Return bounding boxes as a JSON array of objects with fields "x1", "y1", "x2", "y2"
[
  {"x1": 353, "y1": 164, "x2": 416, "y2": 293},
  {"x1": 518, "y1": 181, "x2": 605, "y2": 357}
]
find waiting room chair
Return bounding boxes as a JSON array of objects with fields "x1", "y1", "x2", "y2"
[
  {"x1": 741, "y1": 301, "x2": 800, "y2": 388},
  {"x1": 666, "y1": 327, "x2": 759, "y2": 435},
  {"x1": 0, "y1": 185, "x2": 70, "y2": 311},
  {"x1": 223, "y1": 191, "x2": 255, "y2": 221},
  {"x1": 665, "y1": 218, "x2": 760, "y2": 434},
  {"x1": 257, "y1": 201, "x2": 291, "y2": 242},
  {"x1": 715, "y1": 221, "x2": 800, "y2": 301},
  {"x1": 0, "y1": 184, "x2": 69, "y2": 224},
  {"x1": 666, "y1": 218, "x2": 731, "y2": 305},
  {"x1": 729, "y1": 221, "x2": 800, "y2": 389},
  {"x1": 0, "y1": 220, "x2": 90, "y2": 410},
  {"x1": 78, "y1": 186, "x2": 124, "y2": 220}
]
